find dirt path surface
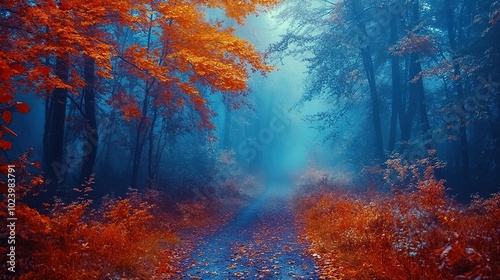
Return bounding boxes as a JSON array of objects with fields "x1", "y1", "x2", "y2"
[{"x1": 180, "y1": 182, "x2": 319, "y2": 279}]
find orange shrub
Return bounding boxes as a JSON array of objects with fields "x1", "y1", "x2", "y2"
[
  {"x1": 296, "y1": 157, "x2": 500, "y2": 279},
  {"x1": 15, "y1": 190, "x2": 180, "y2": 279},
  {"x1": 1, "y1": 151, "x2": 250, "y2": 279},
  {"x1": 0, "y1": 159, "x2": 183, "y2": 280}
]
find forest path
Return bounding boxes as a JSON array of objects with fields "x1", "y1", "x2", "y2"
[{"x1": 180, "y1": 180, "x2": 319, "y2": 279}]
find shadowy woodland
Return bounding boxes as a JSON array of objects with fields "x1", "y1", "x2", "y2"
[{"x1": 1, "y1": 0, "x2": 499, "y2": 279}]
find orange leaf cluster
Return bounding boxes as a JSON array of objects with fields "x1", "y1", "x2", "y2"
[
  {"x1": 106, "y1": 91, "x2": 142, "y2": 121},
  {"x1": 113, "y1": 0, "x2": 277, "y2": 128},
  {"x1": 0, "y1": 102, "x2": 30, "y2": 150},
  {"x1": 390, "y1": 34, "x2": 438, "y2": 56}
]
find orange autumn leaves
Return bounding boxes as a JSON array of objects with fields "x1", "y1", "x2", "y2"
[
  {"x1": 117, "y1": 0, "x2": 278, "y2": 128},
  {"x1": 295, "y1": 167, "x2": 500, "y2": 279},
  {"x1": 1, "y1": 0, "x2": 116, "y2": 93},
  {"x1": 1, "y1": 174, "x2": 232, "y2": 279},
  {"x1": 106, "y1": 91, "x2": 141, "y2": 121},
  {"x1": 1, "y1": 0, "x2": 279, "y2": 141},
  {"x1": 1, "y1": 0, "x2": 118, "y2": 150}
]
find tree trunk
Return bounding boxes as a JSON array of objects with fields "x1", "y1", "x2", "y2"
[
  {"x1": 446, "y1": 0, "x2": 470, "y2": 188},
  {"x1": 389, "y1": 12, "x2": 403, "y2": 151},
  {"x1": 44, "y1": 55, "x2": 68, "y2": 185},
  {"x1": 401, "y1": 57, "x2": 418, "y2": 144},
  {"x1": 147, "y1": 105, "x2": 158, "y2": 187},
  {"x1": 351, "y1": 0, "x2": 384, "y2": 162},
  {"x1": 414, "y1": 56, "x2": 431, "y2": 142},
  {"x1": 130, "y1": 16, "x2": 154, "y2": 188},
  {"x1": 80, "y1": 56, "x2": 98, "y2": 184},
  {"x1": 362, "y1": 48, "x2": 385, "y2": 162},
  {"x1": 413, "y1": 2, "x2": 431, "y2": 142},
  {"x1": 153, "y1": 117, "x2": 168, "y2": 182},
  {"x1": 401, "y1": 1, "x2": 431, "y2": 150},
  {"x1": 130, "y1": 85, "x2": 150, "y2": 188}
]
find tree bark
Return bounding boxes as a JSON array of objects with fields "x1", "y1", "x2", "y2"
[
  {"x1": 362, "y1": 48, "x2": 385, "y2": 161},
  {"x1": 351, "y1": 0, "x2": 384, "y2": 162},
  {"x1": 401, "y1": 1, "x2": 431, "y2": 149},
  {"x1": 130, "y1": 15, "x2": 154, "y2": 188},
  {"x1": 80, "y1": 56, "x2": 98, "y2": 184},
  {"x1": 401, "y1": 54, "x2": 419, "y2": 143},
  {"x1": 130, "y1": 85, "x2": 150, "y2": 188},
  {"x1": 389, "y1": 12, "x2": 403, "y2": 151},
  {"x1": 446, "y1": 0, "x2": 470, "y2": 188},
  {"x1": 44, "y1": 55, "x2": 68, "y2": 185},
  {"x1": 147, "y1": 105, "x2": 158, "y2": 187}
]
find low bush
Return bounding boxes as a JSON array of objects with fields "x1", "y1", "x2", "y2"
[
  {"x1": 296, "y1": 152, "x2": 500, "y2": 279},
  {"x1": 0, "y1": 153, "x2": 237, "y2": 279}
]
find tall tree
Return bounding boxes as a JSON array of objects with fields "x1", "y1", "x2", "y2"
[
  {"x1": 79, "y1": 55, "x2": 98, "y2": 184},
  {"x1": 388, "y1": 7, "x2": 403, "y2": 151},
  {"x1": 351, "y1": 0, "x2": 384, "y2": 161},
  {"x1": 396, "y1": 1, "x2": 431, "y2": 146},
  {"x1": 444, "y1": 0, "x2": 470, "y2": 188},
  {"x1": 44, "y1": 55, "x2": 69, "y2": 184},
  {"x1": 111, "y1": 1, "x2": 278, "y2": 188},
  {"x1": 271, "y1": 0, "x2": 387, "y2": 162}
]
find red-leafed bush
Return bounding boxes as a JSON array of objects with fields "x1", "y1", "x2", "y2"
[
  {"x1": 7, "y1": 186, "x2": 180, "y2": 279},
  {"x1": 296, "y1": 153, "x2": 500, "y2": 279},
  {"x1": 0, "y1": 153, "x2": 239, "y2": 279}
]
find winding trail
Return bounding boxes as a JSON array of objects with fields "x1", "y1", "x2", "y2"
[{"x1": 180, "y1": 180, "x2": 319, "y2": 279}]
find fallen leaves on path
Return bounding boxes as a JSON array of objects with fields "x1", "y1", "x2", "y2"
[{"x1": 179, "y1": 194, "x2": 319, "y2": 279}]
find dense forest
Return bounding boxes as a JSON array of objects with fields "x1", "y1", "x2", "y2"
[
  {"x1": 272, "y1": 0, "x2": 500, "y2": 198},
  {"x1": 1, "y1": 0, "x2": 499, "y2": 279}
]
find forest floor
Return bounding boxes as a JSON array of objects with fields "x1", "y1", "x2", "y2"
[{"x1": 177, "y1": 181, "x2": 319, "y2": 279}]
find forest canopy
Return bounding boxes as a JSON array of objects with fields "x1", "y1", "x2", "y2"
[
  {"x1": 0, "y1": 0, "x2": 279, "y2": 192},
  {"x1": 271, "y1": 0, "x2": 500, "y2": 198}
]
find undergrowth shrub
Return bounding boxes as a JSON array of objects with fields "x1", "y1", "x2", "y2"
[
  {"x1": 15, "y1": 187, "x2": 180, "y2": 279},
  {"x1": 209, "y1": 149, "x2": 259, "y2": 200},
  {"x1": 295, "y1": 164, "x2": 355, "y2": 194},
  {"x1": 1, "y1": 152, "x2": 236, "y2": 279},
  {"x1": 296, "y1": 151, "x2": 500, "y2": 279}
]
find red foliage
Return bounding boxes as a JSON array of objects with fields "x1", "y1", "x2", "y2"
[
  {"x1": 105, "y1": 91, "x2": 142, "y2": 121},
  {"x1": 2, "y1": 110, "x2": 12, "y2": 124},
  {"x1": 296, "y1": 159, "x2": 500, "y2": 279},
  {"x1": 0, "y1": 154, "x2": 240, "y2": 278},
  {"x1": 390, "y1": 34, "x2": 438, "y2": 56},
  {"x1": 16, "y1": 102, "x2": 30, "y2": 114}
]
